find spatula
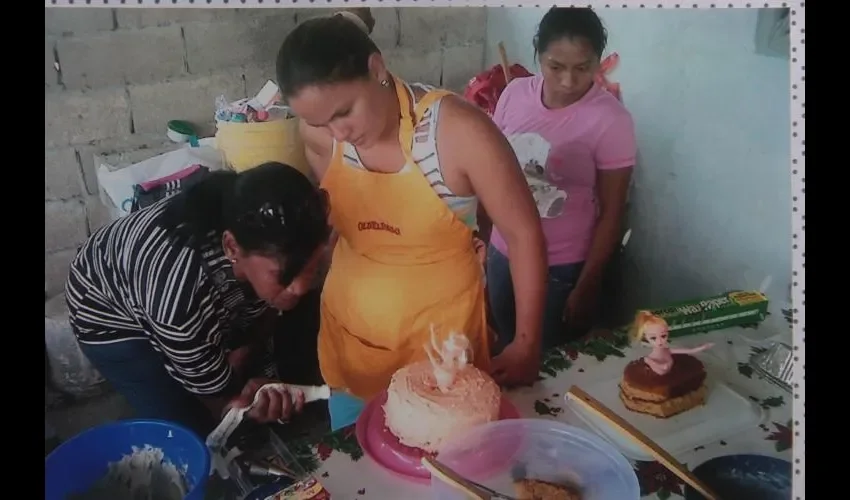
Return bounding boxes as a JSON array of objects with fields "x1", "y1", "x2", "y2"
[{"x1": 566, "y1": 385, "x2": 721, "y2": 500}]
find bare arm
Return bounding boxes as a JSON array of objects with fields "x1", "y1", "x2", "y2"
[
  {"x1": 437, "y1": 96, "x2": 547, "y2": 352},
  {"x1": 670, "y1": 343, "x2": 714, "y2": 355},
  {"x1": 575, "y1": 169, "x2": 632, "y2": 291},
  {"x1": 299, "y1": 119, "x2": 340, "y2": 249},
  {"x1": 575, "y1": 111, "x2": 637, "y2": 298}
]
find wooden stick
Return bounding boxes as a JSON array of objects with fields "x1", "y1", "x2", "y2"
[
  {"x1": 567, "y1": 386, "x2": 721, "y2": 500},
  {"x1": 421, "y1": 456, "x2": 491, "y2": 500},
  {"x1": 497, "y1": 42, "x2": 512, "y2": 84}
]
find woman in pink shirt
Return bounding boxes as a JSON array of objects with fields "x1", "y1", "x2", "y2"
[{"x1": 487, "y1": 7, "x2": 637, "y2": 351}]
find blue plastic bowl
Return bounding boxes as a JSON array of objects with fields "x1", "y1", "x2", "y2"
[
  {"x1": 45, "y1": 419, "x2": 211, "y2": 500},
  {"x1": 684, "y1": 454, "x2": 792, "y2": 500}
]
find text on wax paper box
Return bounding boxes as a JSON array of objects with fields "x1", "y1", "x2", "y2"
[{"x1": 643, "y1": 290, "x2": 769, "y2": 338}]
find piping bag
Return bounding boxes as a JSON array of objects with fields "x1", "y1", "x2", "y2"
[{"x1": 205, "y1": 383, "x2": 332, "y2": 479}]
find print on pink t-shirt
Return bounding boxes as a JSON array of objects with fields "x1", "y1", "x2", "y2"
[{"x1": 490, "y1": 75, "x2": 637, "y2": 266}]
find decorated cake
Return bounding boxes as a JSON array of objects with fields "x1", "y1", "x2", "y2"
[
  {"x1": 620, "y1": 311, "x2": 713, "y2": 418},
  {"x1": 383, "y1": 330, "x2": 501, "y2": 453},
  {"x1": 619, "y1": 354, "x2": 708, "y2": 418}
]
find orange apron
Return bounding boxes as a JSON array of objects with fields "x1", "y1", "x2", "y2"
[{"x1": 318, "y1": 76, "x2": 490, "y2": 400}]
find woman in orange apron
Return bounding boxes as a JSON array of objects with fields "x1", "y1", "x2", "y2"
[{"x1": 276, "y1": 15, "x2": 548, "y2": 430}]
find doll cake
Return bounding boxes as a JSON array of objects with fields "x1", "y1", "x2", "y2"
[
  {"x1": 383, "y1": 330, "x2": 501, "y2": 453},
  {"x1": 619, "y1": 311, "x2": 713, "y2": 418}
]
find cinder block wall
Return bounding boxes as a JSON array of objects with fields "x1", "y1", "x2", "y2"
[{"x1": 44, "y1": 7, "x2": 487, "y2": 298}]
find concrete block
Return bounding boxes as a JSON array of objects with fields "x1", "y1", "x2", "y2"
[
  {"x1": 85, "y1": 195, "x2": 116, "y2": 235},
  {"x1": 184, "y1": 12, "x2": 296, "y2": 74},
  {"x1": 371, "y1": 7, "x2": 401, "y2": 49},
  {"x1": 46, "y1": 38, "x2": 59, "y2": 88},
  {"x1": 290, "y1": 7, "x2": 336, "y2": 24},
  {"x1": 45, "y1": 88, "x2": 131, "y2": 147},
  {"x1": 291, "y1": 7, "x2": 399, "y2": 49},
  {"x1": 57, "y1": 26, "x2": 186, "y2": 90},
  {"x1": 129, "y1": 73, "x2": 246, "y2": 136},
  {"x1": 45, "y1": 7, "x2": 115, "y2": 36},
  {"x1": 45, "y1": 199, "x2": 88, "y2": 253},
  {"x1": 76, "y1": 135, "x2": 178, "y2": 195},
  {"x1": 442, "y1": 42, "x2": 485, "y2": 92},
  {"x1": 45, "y1": 249, "x2": 78, "y2": 298},
  {"x1": 383, "y1": 47, "x2": 442, "y2": 88},
  {"x1": 115, "y1": 8, "x2": 269, "y2": 29},
  {"x1": 399, "y1": 7, "x2": 486, "y2": 48},
  {"x1": 45, "y1": 148, "x2": 85, "y2": 200}
]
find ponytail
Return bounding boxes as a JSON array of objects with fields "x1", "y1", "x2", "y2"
[{"x1": 161, "y1": 170, "x2": 238, "y2": 248}]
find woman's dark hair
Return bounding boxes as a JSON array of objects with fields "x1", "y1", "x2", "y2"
[
  {"x1": 276, "y1": 15, "x2": 380, "y2": 100},
  {"x1": 161, "y1": 162, "x2": 331, "y2": 286},
  {"x1": 534, "y1": 7, "x2": 608, "y2": 60}
]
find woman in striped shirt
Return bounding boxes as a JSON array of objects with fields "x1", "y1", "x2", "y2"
[{"x1": 65, "y1": 162, "x2": 331, "y2": 435}]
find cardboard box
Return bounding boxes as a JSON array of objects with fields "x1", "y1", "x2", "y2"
[{"x1": 263, "y1": 477, "x2": 331, "y2": 499}]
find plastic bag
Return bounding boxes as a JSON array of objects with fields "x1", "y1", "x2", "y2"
[
  {"x1": 463, "y1": 62, "x2": 533, "y2": 116},
  {"x1": 594, "y1": 53, "x2": 623, "y2": 102},
  {"x1": 95, "y1": 141, "x2": 224, "y2": 219}
]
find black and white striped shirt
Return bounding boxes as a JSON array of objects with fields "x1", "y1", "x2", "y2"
[{"x1": 65, "y1": 199, "x2": 269, "y2": 396}]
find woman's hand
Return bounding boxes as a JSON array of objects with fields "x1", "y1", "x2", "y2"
[
  {"x1": 490, "y1": 341, "x2": 540, "y2": 387},
  {"x1": 227, "y1": 377, "x2": 306, "y2": 424},
  {"x1": 562, "y1": 280, "x2": 600, "y2": 333}
]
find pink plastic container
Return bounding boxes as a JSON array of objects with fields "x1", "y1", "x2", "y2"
[{"x1": 355, "y1": 390, "x2": 521, "y2": 483}]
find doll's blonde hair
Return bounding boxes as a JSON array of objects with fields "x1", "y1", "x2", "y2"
[{"x1": 628, "y1": 310, "x2": 669, "y2": 344}]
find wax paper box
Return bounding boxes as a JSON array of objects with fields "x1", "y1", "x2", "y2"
[{"x1": 643, "y1": 290, "x2": 770, "y2": 338}]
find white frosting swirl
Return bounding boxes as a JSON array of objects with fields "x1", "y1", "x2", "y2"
[{"x1": 384, "y1": 359, "x2": 501, "y2": 453}]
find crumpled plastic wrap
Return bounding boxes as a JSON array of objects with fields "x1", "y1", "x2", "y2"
[{"x1": 205, "y1": 383, "x2": 331, "y2": 479}]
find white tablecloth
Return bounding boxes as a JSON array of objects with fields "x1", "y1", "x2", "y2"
[{"x1": 288, "y1": 326, "x2": 793, "y2": 500}]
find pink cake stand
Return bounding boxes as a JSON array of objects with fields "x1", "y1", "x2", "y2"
[{"x1": 355, "y1": 390, "x2": 521, "y2": 484}]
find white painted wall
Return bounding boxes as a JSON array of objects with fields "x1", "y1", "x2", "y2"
[{"x1": 485, "y1": 8, "x2": 791, "y2": 326}]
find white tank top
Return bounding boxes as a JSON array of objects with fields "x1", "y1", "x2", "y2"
[{"x1": 335, "y1": 82, "x2": 479, "y2": 231}]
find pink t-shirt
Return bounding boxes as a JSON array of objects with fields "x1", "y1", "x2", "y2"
[{"x1": 490, "y1": 75, "x2": 637, "y2": 266}]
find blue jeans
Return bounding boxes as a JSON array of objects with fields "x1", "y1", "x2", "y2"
[
  {"x1": 79, "y1": 339, "x2": 217, "y2": 436},
  {"x1": 486, "y1": 245, "x2": 585, "y2": 352}
]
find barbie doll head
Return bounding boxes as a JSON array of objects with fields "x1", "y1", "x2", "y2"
[{"x1": 629, "y1": 310, "x2": 670, "y2": 348}]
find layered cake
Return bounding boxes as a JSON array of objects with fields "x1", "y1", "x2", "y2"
[
  {"x1": 619, "y1": 353, "x2": 708, "y2": 418},
  {"x1": 383, "y1": 331, "x2": 501, "y2": 453},
  {"x1": 621, "y1": 310, "x2": 713, "y2": 418}
]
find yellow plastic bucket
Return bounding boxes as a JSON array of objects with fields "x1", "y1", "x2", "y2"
[{"x1": 215, "y1": 117, "x2": 311, "y2": 177}]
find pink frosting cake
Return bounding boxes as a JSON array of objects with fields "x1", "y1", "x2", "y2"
[{"x1": 383, "y1": 360, "x2": 501, "y2": 454}]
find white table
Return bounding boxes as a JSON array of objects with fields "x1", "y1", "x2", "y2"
[{"x1": 288, "y1": 327, "x2": 793, "y2": 499}]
